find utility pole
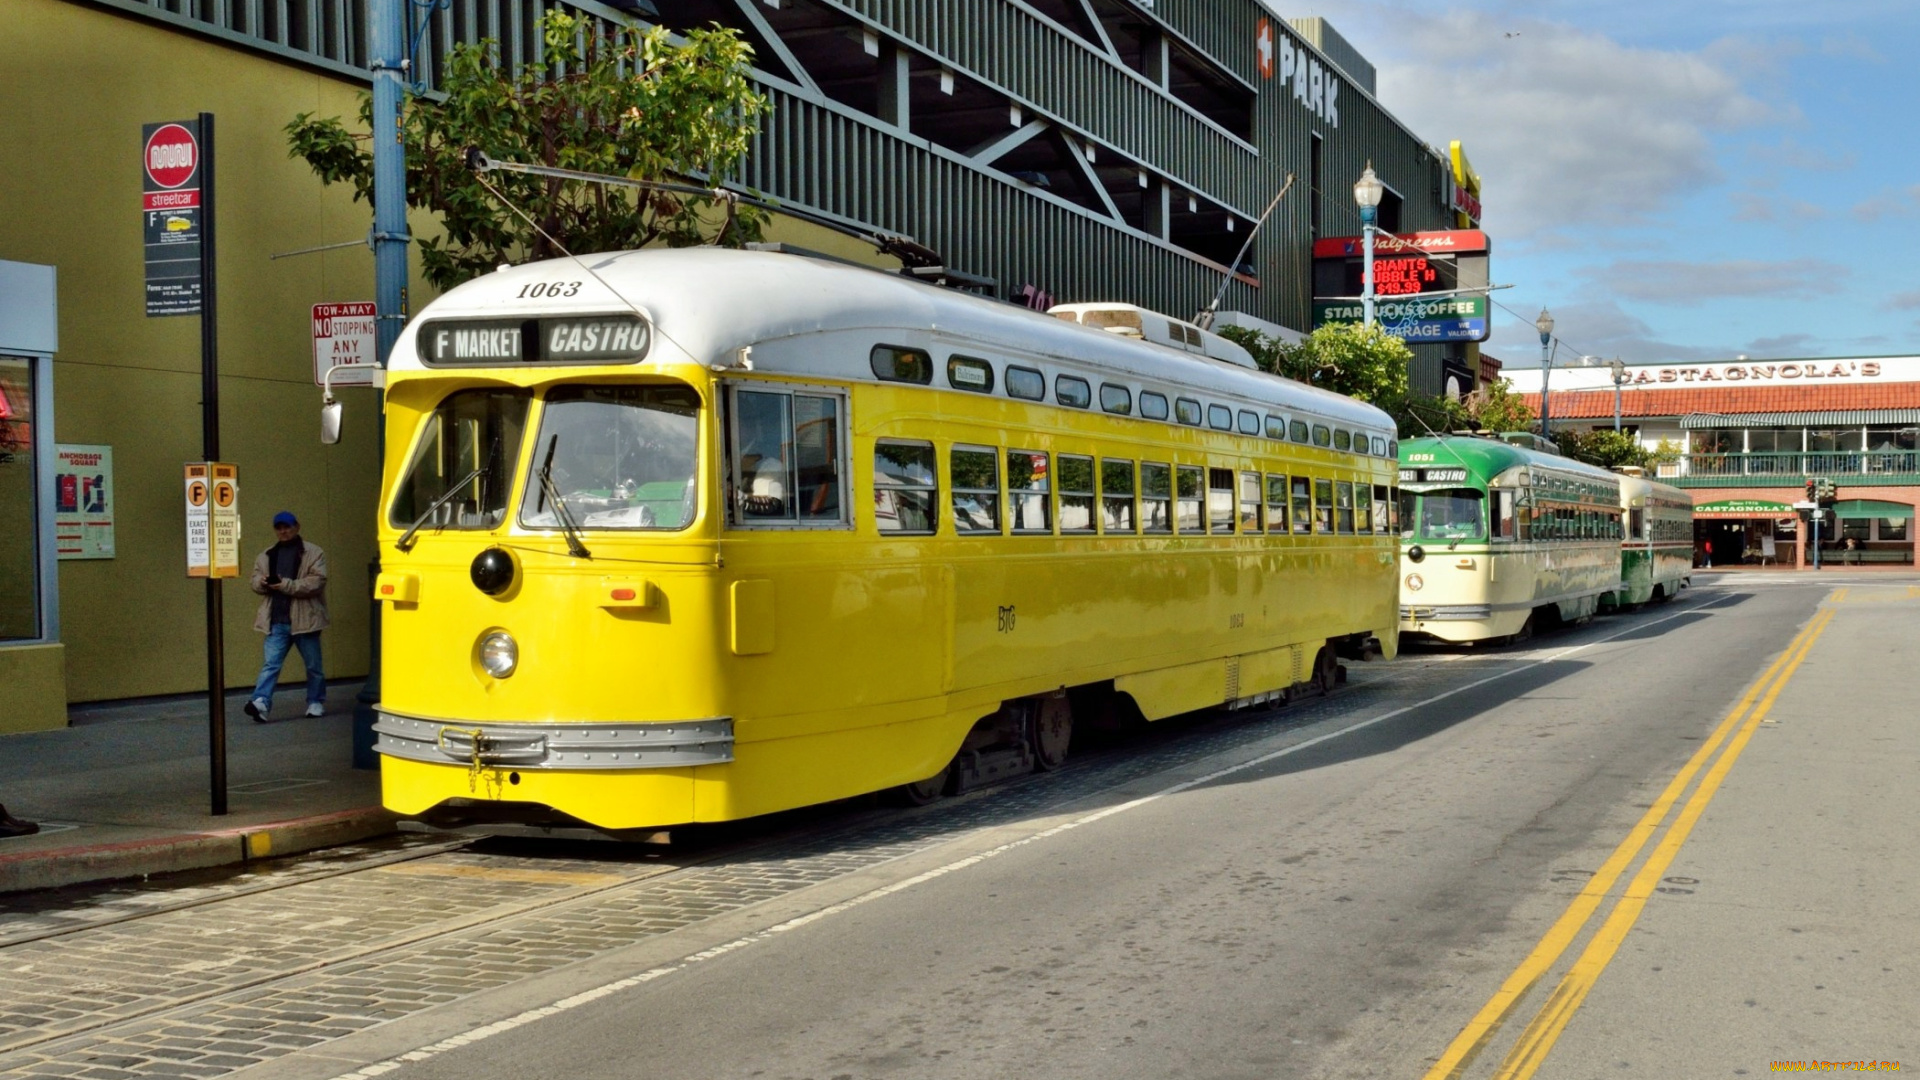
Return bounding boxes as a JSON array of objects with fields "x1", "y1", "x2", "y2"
[{"x1": 354, "y1": 0, "x2": 410, "y2": 767}]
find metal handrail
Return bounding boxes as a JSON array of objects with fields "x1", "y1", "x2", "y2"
[{"x1": 1664, "y1": 450, "x2": 1920, "y2": 478}]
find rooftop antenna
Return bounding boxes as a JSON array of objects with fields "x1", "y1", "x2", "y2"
[{"x1": 1193, "y1": 173, "x2": 1294, "y2": 331}]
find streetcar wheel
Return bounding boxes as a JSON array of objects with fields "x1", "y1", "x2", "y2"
[
  {"x1": 891, "y1": 763, "x2": 951, "y2": 807},
  {"x1": 1032, "y1": 696, "x2": 1073, "y2": 771},
  {"x1": 1313, "y1": 647, "x2": 1337, "y2": 697}
]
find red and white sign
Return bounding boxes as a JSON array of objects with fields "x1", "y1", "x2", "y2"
[
  {"x1": 144, "y1": 123, "x2": 199, "y2": 189},
  {"x1": 1451, "y1": 185, "x2": 1483, "y2": 225},
  {"x1": 1313, "y1": 230, "x2": 1489, "y2": 259},
  {"x1": 311, "y1": 302, "x2": 380, "y2": 386},
  {"x1": 1256, "y1": 18, "x2": 1275, "y2": 79}
]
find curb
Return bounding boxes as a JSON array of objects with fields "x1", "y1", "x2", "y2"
[{"x1": 0, "y1": 806, "x2": 401, "y2": 895}]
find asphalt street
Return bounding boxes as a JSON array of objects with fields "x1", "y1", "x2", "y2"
[{"x1": 5, "y1": 572, "x2": 1914, "y2": 1080}]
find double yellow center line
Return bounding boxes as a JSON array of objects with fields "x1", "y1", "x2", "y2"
[{"x1": 1422, "y1": 600, "x2": 1839, "y2": 1080}]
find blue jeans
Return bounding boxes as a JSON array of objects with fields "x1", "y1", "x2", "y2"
[{"x1": 252, "y1": 624, "x2": 325, "y2": 706}]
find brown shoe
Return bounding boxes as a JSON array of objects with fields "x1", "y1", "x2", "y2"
[{"x1": 0, "y1": 804, "x2": 40, "y2": 838}]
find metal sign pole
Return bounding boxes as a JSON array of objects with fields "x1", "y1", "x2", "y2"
[{"x1": 197, "y1": 113, "x2": 228, "y2": 816}]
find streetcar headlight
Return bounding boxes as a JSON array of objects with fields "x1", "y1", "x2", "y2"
[{"x1": 478, "y1": 631, "x2": 518, "y2": 678}]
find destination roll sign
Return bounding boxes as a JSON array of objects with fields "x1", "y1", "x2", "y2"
[{"x1": 418, "y1": 314, "x2": 651, "y2": 366}]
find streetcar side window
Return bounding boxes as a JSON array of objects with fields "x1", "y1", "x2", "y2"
[
  {"x1": 1176, "y1": 465, "x2": 1205, "y2": 532},
  {"x1": 1628, "y1": 507, "x2": 1646, "y2": 540},
  {"x1": 1372, "y1": 484, "x2": 1390, "y2": 535},
  {"x1": 1355, "y1": 482, "x2": 1373, "y2": 534},
  {"x1": 1208, "y1": 467, "x2": 1235, "y2": 532},
  {"x1": 1055, "y1": 376, "x2": 1092, "y2": 409},
  {"x1": 1371, "y1": 436, "x2": 1388, "y2": 457},
  {"x1": 1005, "y1": 366, "x2": 1046, "y2": 401},
  {"x1": 1265, "y1": 474, "x2": 1289, "y2": 533},
  {"x1": 1101, "y1": 458, "x2": 1136, "y2": 533},
  {"x1": 1058, "y1": 454, "x2": 1096, "y2": 534},
  {"x1": 1291, "y1": 476, "x2": 1313, "y2": 534},
  {"x1": 1208, "y1": 405, "x2": 1233, "y2": 432},
  {"x1": 947, "y1": 355, "x2": 995, "y2": 394},
  {"x1": 1239, "y1": 471, "x2": 1262, "y2": 532},
  {"x1": 1290, "y1": 420, "x2": 1310, "y2": 443},
  {"x1": 1175, "y1": 398, "x2": 1203, "y2": 426},
  {"x1": 1008, "y1": 449, "x2": 1052, "y2": 533},
  {"x1": 871, "y1": 344, "x2": 932, "y2": 384},
  {"x1": 950, "y1": 446, "x2": 1001, "y2": 533},
  {"x1": 1140, "y1": 462, "x2": 1172, "y2": 533},
  {"x1": 1237, "y1": 410, "x2": 1260, "y2": 436},
  {"x1": 1140, "y1": 392, "x2": 1171, "y2": 420},
  {"x1": 874, "y1": 441, "x2": 938, "y2": 535},
  {"x1": 1100, "y1": 383, "x2": 1132, "y2": 415},
  {"x1": 1314, "y1": 478, "x2": 1334, "y2": 533},
  {"x1": 724, "y1": 385, "x2": 847, "y2": 528},
  {"x1": 1313, "y1": 425, "x2": 1332, "y2": 448},
  {"x1": 1334, "y1": 430, "x2": 1352, "y2": 452},
  {"x1": 1266, "y1": 415, "x2": 1287, "y2": 440},
  {"x1": 1336, "y1": 481, "x2": 1355, "y2": 534}
]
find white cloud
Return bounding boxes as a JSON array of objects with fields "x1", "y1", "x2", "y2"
[
  {"x1": 1276, "y1": 5, "x2": 1776, "y2": 241},
  {"x1": 1577, "y1": 257, "x2": 1848, "y2": 303}
]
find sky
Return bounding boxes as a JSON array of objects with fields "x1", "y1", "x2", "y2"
[{"x1": 1274, "y1": 0, "x2": 1920, "y2": 368}]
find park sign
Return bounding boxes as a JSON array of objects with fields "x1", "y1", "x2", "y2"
[
  {"x1": 143, "y1": 120, "x2": 205, "y2": 317},
  {"x1": 1314, "y1": 296, "x2": 1488, "y2": 342}
]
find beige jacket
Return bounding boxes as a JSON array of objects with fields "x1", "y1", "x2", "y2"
[{"x1": 249, "y1": 540, "x2": 330, "y2": 635}]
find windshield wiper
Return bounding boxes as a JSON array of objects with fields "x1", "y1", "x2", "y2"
[
  {"x1": 537, "y1": 435, "x2": 592, "y2": 559},
  {"x1": 396, "y1": 465, "x2": 485, "y2": 552}
]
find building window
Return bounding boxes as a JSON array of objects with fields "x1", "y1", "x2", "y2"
[
  {"x1": 0, "y1": 356, "x2": 40, "y2": 641},
  {"x1": 874, "y1": 441, "x2": 938, "y2": 534}
]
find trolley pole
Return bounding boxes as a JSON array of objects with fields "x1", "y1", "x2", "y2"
[{"x1": 353, "y1": 0, "x2": 410, "y2": 768}]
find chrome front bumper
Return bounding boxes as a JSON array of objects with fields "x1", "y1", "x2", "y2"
[
  {"x1": 374, "y1": 710, "x2": 734, "y2": 770},
  {"x1": 1400, "y1": 605, "x2": 1493, "y2": 622}
]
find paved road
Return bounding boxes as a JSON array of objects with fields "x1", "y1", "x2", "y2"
[{"x1": 4, "y1": 572, "x2": 1914, "y2": 1080}]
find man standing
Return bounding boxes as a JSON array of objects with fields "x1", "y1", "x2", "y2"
[{"x1": 244, "y1": 511, "x2": 330, "y2": 722}]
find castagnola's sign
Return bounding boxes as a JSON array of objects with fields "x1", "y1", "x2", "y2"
[
  {"x1": 1620, "y1": 359, "x2": 1884, "y2": 385},
  {"x1": 1503, "y1": 355, "x2": 1919, "y2": 394}
]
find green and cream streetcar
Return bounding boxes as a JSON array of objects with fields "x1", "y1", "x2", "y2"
[
  {"x1": 1612, "y1": 471, "x2": 1693, "y2": 606},
  {"x1": 1396, "y1": 434, "x2": 1625, "y2": 644}
]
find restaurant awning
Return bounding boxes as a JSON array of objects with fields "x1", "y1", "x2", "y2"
[
  {"x1": 1681, "y1": 410, "x2": 1920, "y2": 428},
  {"x1": 1832, "y1": 499, "x2": 1914, "y2": 519}
]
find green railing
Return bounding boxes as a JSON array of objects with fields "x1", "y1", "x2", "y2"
[{"x1": 1661, "y1": 450, "x2": 1920, "y2": 481}]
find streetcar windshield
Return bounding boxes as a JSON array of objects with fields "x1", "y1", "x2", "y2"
[
  {"x1": 520, "y1": 384, "x2": 700, "y2": 531},
  {"x1": 1418, "y1": 488, "x2": 1485, "y2": 541},
  {"x1": 389, "y1": 388, "x2": 531, "y2": 530}
]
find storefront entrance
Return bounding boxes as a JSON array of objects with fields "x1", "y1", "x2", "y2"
[{"x1": 1692, "y1": 500, "x2": 1798, "y2": 568}]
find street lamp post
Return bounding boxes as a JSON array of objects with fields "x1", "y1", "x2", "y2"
[
  {"x1": 1610, "y1": 358, "x2": 1627, "y2": 432},
  {"x1": 1353, "y1": 163, "x2": 1384, "y2": 328},
  {"x1": 1535, "y1": 307, "x2": 1555, "y2": 434}
]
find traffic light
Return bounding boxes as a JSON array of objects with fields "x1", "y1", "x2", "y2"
[
  {"x1": 1815, "y1": 477, "x2": 1837, "y2": 502},
  {"x1": 1806, "y1": 479, "x2": 1817, "y2": 502}
]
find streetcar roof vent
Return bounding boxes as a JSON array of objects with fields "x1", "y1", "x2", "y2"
[
  {"x1": 1610, "y1": 464, "x2": 1646, "y2": 476},
  {"x1": 1496, "y1": 431, "x2": 1562, "y2": 454},
  {"x1": 1047, "y1": 303, "x2": 1257, "y2": 369}
]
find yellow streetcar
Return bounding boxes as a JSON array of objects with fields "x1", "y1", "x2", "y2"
[{"x1": 359, "y1": 248, "x2": 1400, "y2": 834}]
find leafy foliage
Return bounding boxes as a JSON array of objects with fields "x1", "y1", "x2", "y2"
[
  {"x1": 286, "y1": 13, "x2": 769, "y2": 290},
  {"x1": 1218, "y1": 322, "x2": 1411, "y2": 406},
  {"x1": 1551, "y1": 427, "x2": 1656, "y2": 470}
]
